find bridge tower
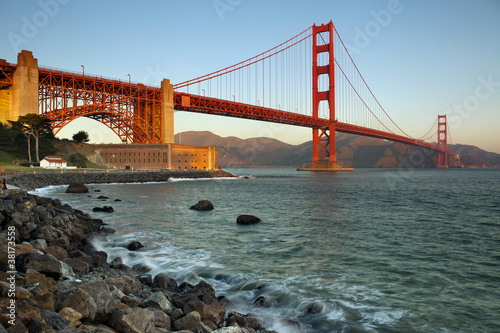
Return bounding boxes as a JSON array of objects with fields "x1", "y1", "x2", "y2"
[
  {"x1": 307, "y1": 21, "x2": 348, "y2": 171},
  {"x1": 437, "y1": 114, "x2": 448, "y2": 168}
]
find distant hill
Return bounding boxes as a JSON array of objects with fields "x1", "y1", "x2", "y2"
[{"x1": 175, "y1": 131, "x2": 500, "y2": 169}]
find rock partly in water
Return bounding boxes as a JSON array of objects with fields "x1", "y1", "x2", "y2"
[
  {"x1": 92, "y1": 206, "x2": 114, "y2": 213},
  {"x1": 65, "y1": 182, "x2": 89, "y2": 193},
  {"x1": 190, "y1": 200, "x2": 214, "y2": 211},
  {"x1": 236, "y1": 214, "x2": 261, "y2": 225},
  {"x1": 126, "y1": 241, "x2": 144, "y2": 251}
]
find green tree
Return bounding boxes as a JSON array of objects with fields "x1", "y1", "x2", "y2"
[
  {"x1": 72, "y1": 130, "x2": 90, "y2": 143},
  {"x1": 10, "y1": 114, "x2": 52, "y2": 163}
]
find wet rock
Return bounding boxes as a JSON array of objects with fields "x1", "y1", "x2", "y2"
[
  {"x1": 253, "y1": 295, "x2": 278, "y2": 307},
  {"x1": 225, "y1": 312, "x2": 262, "y2": 331},
  {"x1": 96, "y1": 195, "x2": 109, "y2": 200},
  {"x1": 131, "y1": 263, "x2": 151, "y2": 273},
  {"x1": 126, "y1": 241, "x2": 144, "y2": 251},
  {"x1": 236, "y1": 214, "x2": 261, "y2": 225},
  {"x1": 114, "y1": 199, "x2": 122, "y2": 202},
  {"x1": 109, "y1": 308, "x2": 155, "y2": 333},
  {"x1": 301, "y1": 300, "x2": 324, "y2": 315},
  {"x1": 92, "y1": 206, "x2": 114, "y2": 213},
  {"x1": 136, "y1": 274, "x2": 153, "y2": 286},
  {"x1": 65, "y1": 183, "x2": 89, "y2": 193},
  {"x1": 174, "y1": 281, "x2": 225, "y2": 327},
  {"x1": 109, "y1": 257, "x2": 123, "y2": 268},
  {"x1": 190, "y1": 200, "x2": 214, "y2": 211}
]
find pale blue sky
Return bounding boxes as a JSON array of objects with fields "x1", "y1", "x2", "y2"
[{"x1": 1, "y1": 0, "x2": 499, "y2": 152}]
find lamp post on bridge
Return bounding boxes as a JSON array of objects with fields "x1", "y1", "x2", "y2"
[
  {"x1": 81, "y1": 65, "x2": 84, "y2": 77},
  {"x1": 128, "y1": 74, "x2": 131, "y2": 84}
]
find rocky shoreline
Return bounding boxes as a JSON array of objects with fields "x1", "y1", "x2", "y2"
[
  {"x1": 5, "y1": 170, "x2": 235, "y2": 191},
  {"x1": 0, "y1": 182, "x2": 280, "y2": 332}
]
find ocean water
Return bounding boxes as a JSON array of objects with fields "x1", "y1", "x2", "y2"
[{"x1": 33, "y1": 168, "x2": 500, "y2": 333}]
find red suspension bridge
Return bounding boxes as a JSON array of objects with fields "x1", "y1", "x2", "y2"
[{"x1": 0, "y1": 21, "x2": 451, "y2": 169}]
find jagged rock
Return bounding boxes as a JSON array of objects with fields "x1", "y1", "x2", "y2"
[
  {"x1": 31, "y1": 225, "x2": 62, "y2": 242},
  {"x1": 25, "y1": 269, "x2": 56, "y2": 311},
  {"x1": 0, "y1": 281, "x2": 32, "y2": 300},
  {"x1": 0, "y1": 298, "x2": 41, "y2": 328},
  {"x1": 169, "y1": 308, "x2": 184, "y2": 323},
  {"x1": 30, "y1": 239, "x2": 48, "y2": 251},
  {"x1": 105, "y1": 274, "x2": 142, "y2": 295},
  {"x1": 225, "y1": 312, "x2": 262, "y2": 331},
  {"x1": 65, "y1": 183, "x2": 89, "y2": 193},
  {"x1": 45, "y1": 246, "x2": 68, "y2": 260},
  {"x1": 15, "y1": 253, "x2": 75, "y2": 280},
  {"x1": 190, "y1": 200, "x2": 214, "y2": 211},
  {"x1": 58, "y1": 307, "x2": 83, "y2": 327},
  {"x1": 126, "y1": 241, "x2": 144, "y2": 251},
  {"x1": 56, "y1": 288, "x2": 97, "y2": 320},
  {"x1": 174, "y1": 281, "x2": 225, "y2": 327},
  {"x1": 150, "y1": 308, "x2": 171, "y2": 330},
  {"x1": 236, "y1": 214, "x2": 261, "y2": 225},
  {"x1": 136, "y1": 274, "x2": 153, "y2": 286},
  {"x1": 121, "y1": 295, "x2": 142, "y2": 308},
  {"x1": 173, "y1": 311, "x2": 212, "y2": 333},
  {"x1": 41, "y1": 309, "x2": 70, "y2": 331},
  {"x1": 27, "y1": 317, "x2": 55, "y2": 333},
  {"x1": 153, "y1": 273, "x2": 178, "y2": 292},
  {"x1": 92, "y1": 206, "x2": 114, "y2": 213},
  {"x1": 142, "y1": 291, "x2": 174, "y2": 312},
  {"x1": 109, "y1": 308, "x2": 155, "y2": 333},
  {"x1": 77, "y1": 280, "x2": 115, "y2": 322}
]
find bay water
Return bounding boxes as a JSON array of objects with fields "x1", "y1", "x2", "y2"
[{"x1": 33, "y1": 168, "x2": 500, "y2": 332}]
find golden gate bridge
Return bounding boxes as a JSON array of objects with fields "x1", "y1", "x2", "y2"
[{"x1": 0, "y1": 21, "x2": 451, "y2": 169}]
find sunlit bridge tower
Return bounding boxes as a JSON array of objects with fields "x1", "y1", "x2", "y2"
[{"x1": 309, "y1": 20, "x2": 344, "y2": 171}]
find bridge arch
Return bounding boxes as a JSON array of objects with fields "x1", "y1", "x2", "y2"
[{"x1": 43, "y1": 104, "x2": 159, "y2": 144}]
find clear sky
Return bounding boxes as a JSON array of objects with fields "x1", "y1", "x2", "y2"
[{"x1": 1, "y1": 0, "x2": 499, "y2": 153}]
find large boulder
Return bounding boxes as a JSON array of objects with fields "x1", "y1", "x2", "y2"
[
  {"x1": 109, "y1": 308, "x2": 155, "y2": 333},
  {"x1": 65, "y1": 183, "x2": 89, "y2": 193},
  {"x1": 190, "y1": 200, "x2": 214, "y2": 211},
  {"x1": 153, "y1": 273, "x2": 178, "y2": 292},
  {"x1": 173, "y1": 281, "x2": 225, "y2": 327},
  {"x1": 173, "y1": 311, "x2": 212, "y2": 333},
  {"x1": 236, "y1": 214, "x2": 261, "y2": 225},
  {"x1": 92, "y1": 206, "x2": 114, "y2": 213},
  {"x1": 126, "y1": 241, "x2": 144, "y2": 251},
  {"x1": 142, "y1": 291, "x2": 174, "y2": 312},
  {"x1": 15, "y1": 253, "x2": 75, "y2": 280}
]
